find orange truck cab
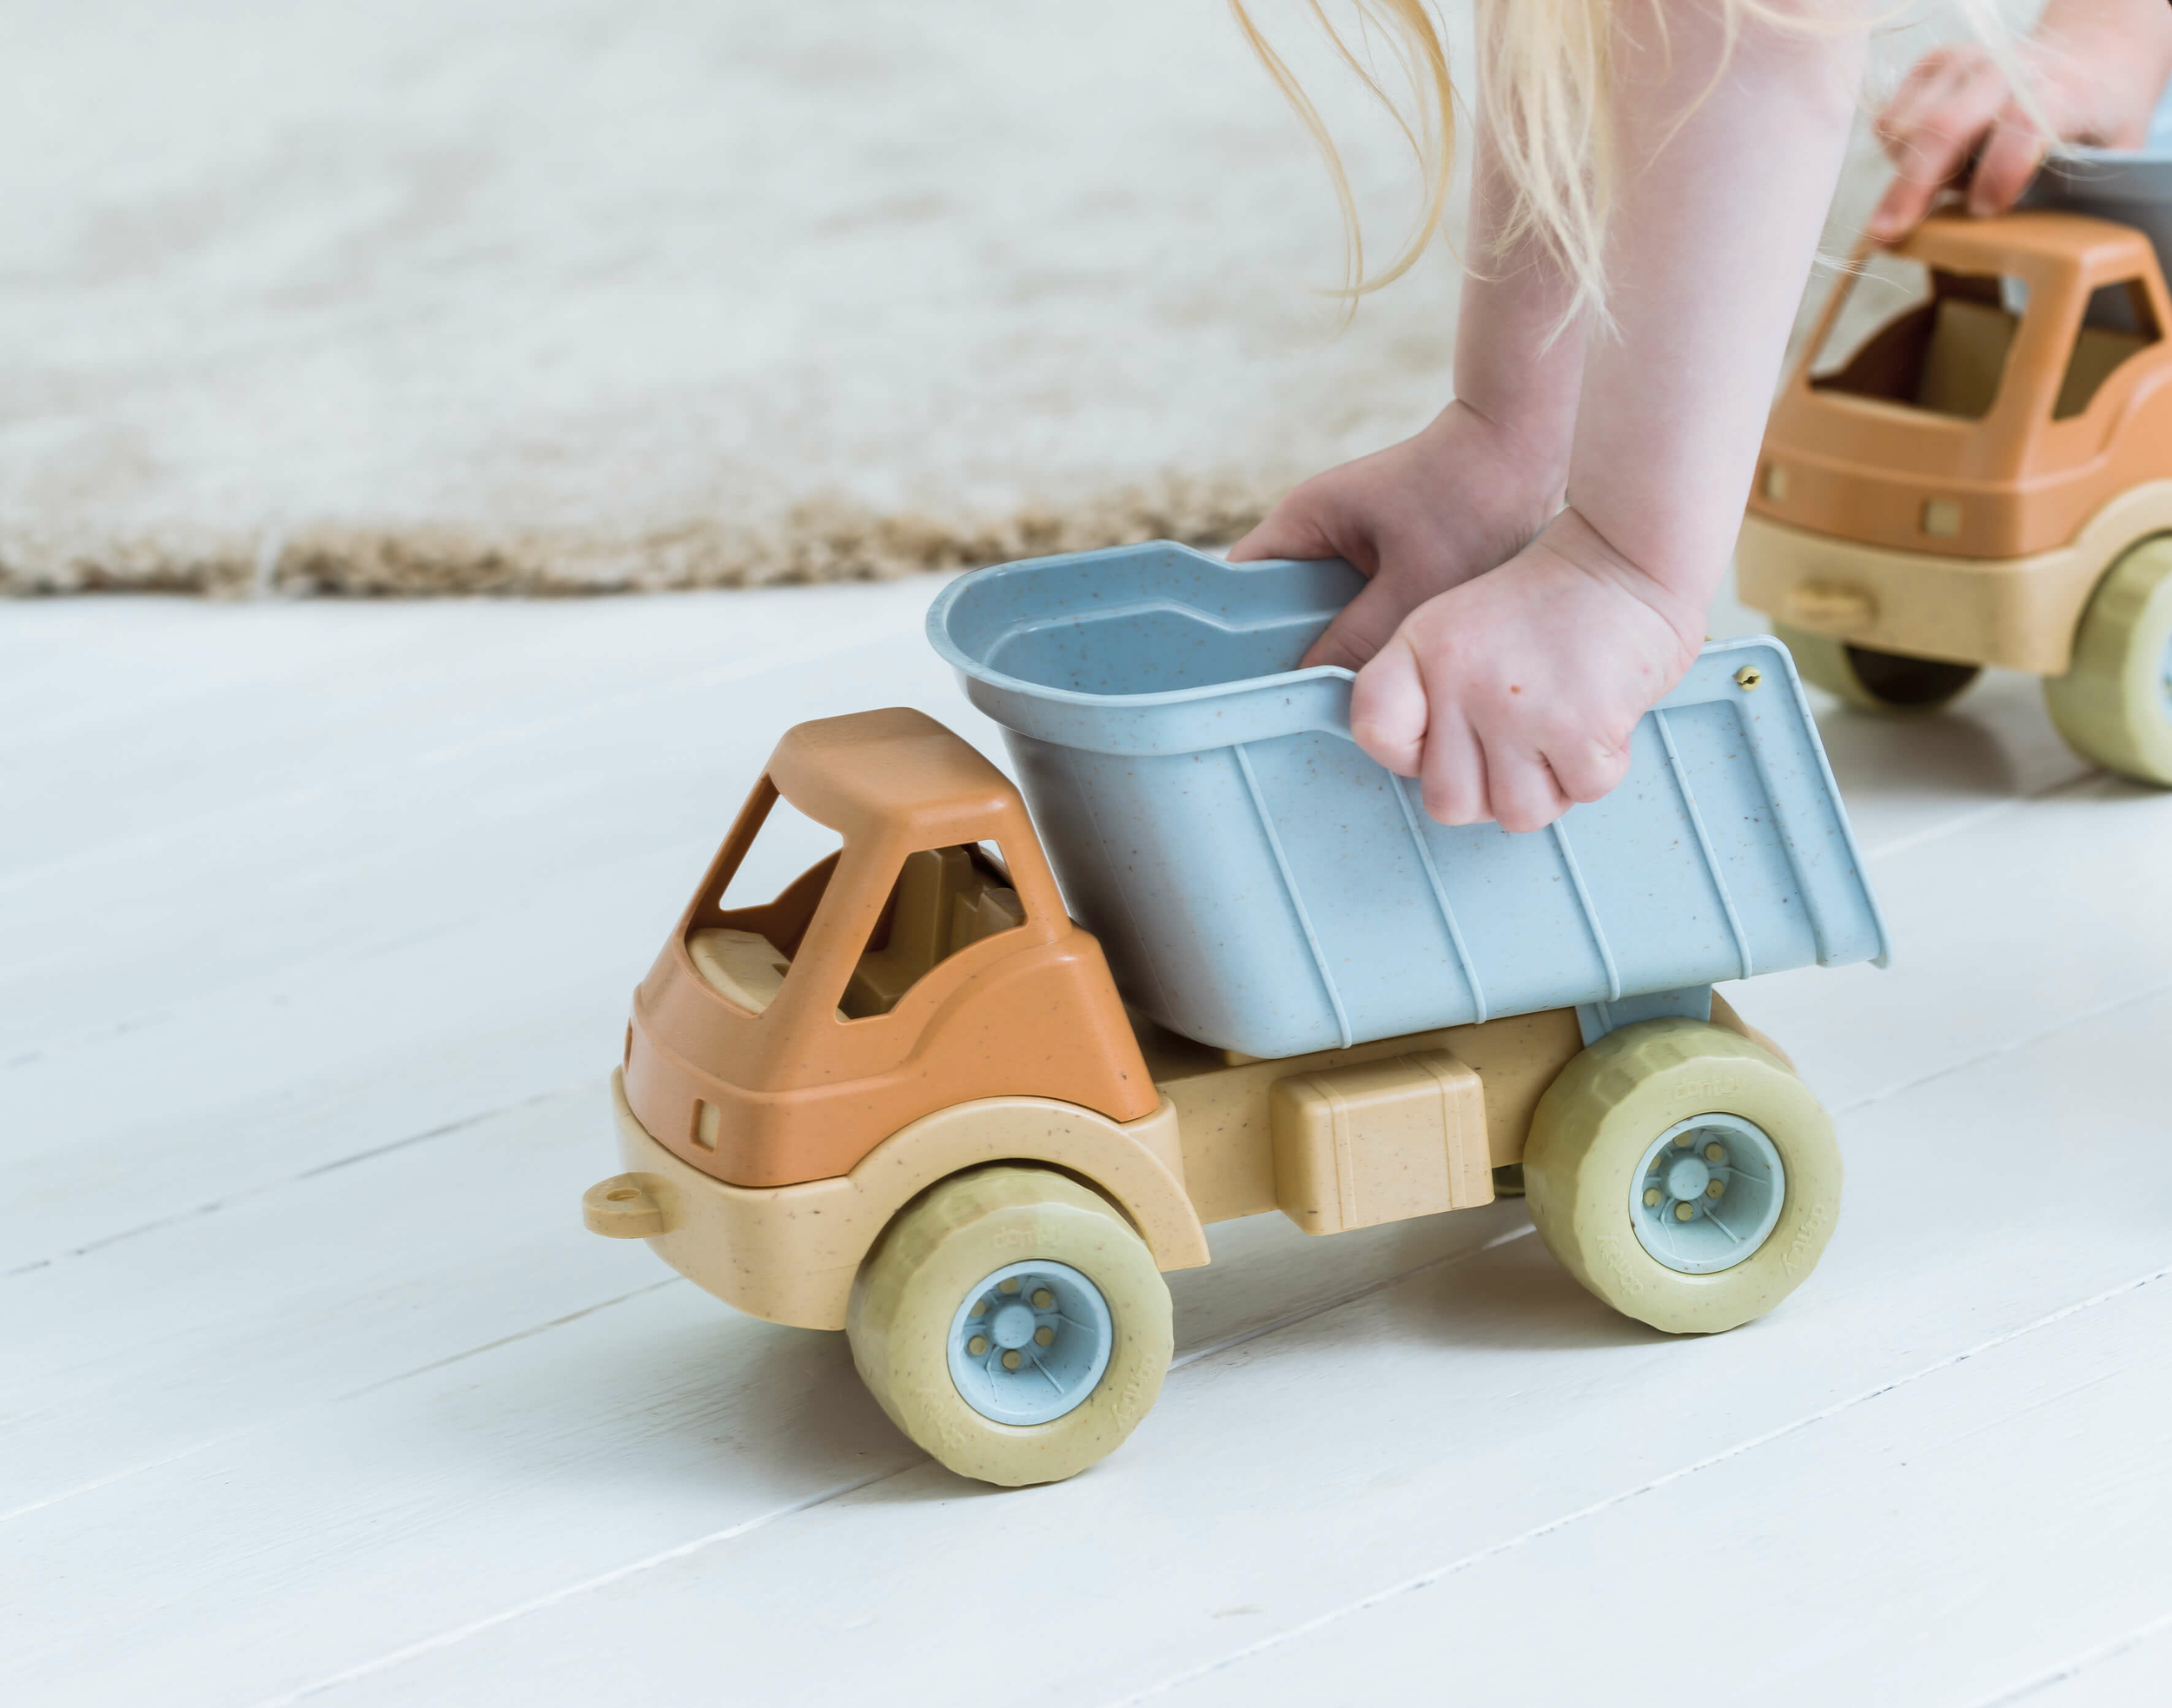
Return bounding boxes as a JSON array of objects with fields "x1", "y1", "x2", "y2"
[{"x1": 1740, "y1": 209, "x2": 2172, "y2": 783}]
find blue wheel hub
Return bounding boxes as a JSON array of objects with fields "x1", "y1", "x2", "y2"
[
  {"x1": 1628, "y1": 1114, "x2": 1785, "y2": 1275},
  {"x1": 946, "y1": 1260, "x2": 1112, "y2": 1425}
]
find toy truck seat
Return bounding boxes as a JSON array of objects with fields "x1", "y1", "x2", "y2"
[{"x1": 929, "y1": 541, "x2": 1891, "y2": 1060}]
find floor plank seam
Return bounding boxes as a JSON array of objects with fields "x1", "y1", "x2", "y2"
[
  {"x1": 3, "y1": 1081, "x2": 586, "y2": 1280},
  {"x1": 410, "y1": 613, "x2": 913, "y2": 771},
  {"x1": 242, "y1": 1467, "x2": 909, "y2": 1708},
  {"x1": 1166, "y1": 1223, "x2": 1539, "y2": 1374},
  {"x1": 219, "y1": 1225, "x2": 1547, "y2": 1698},
  {"x1": 1098, "y1": 1255, "x2": 2172, "y2": 1706},
  {"x1": 1858, "y1": 769, "x2": 2108, "y2": 866},
  {"x1": 1967, "y1": 1605, "x2": 2172, "y2": 1706},
  {"x1": 0, "y1": 1277, "x2": 682, "y2": 1528},
  {"x1": 1831, "y1": 970, "x2": 2172, "y2": 1124}
]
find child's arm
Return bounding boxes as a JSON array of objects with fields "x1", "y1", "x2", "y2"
[
  {"x1": 1354, "y1": 0, "x2": 1865, "y2": 831},
  {"x1": 1869, "y1": 0, "x2": 2172, "y2": 242},
  {"x1": 1225, "y1": 119, "x2": 1583, "y2": 672}
]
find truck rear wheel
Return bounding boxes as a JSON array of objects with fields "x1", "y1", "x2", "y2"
[
  {"x1": 1774, "y1": 623, "x2": 1979, "y2": 716},
  {"x1": 2043, "y1": 536, "x2": 2172, "y2": 786},
  {"x1": 847, "y1": 1164, "x2": 1171, "y2": 1486},
  {"x1": 1523, "y1": 1018, "x2": 1840, "y2": 1336}
]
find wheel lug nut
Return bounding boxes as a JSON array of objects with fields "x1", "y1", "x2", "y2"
[
  {"x1": 1643, "y1": 1188, "x2": 1662, "y2": 1208},
  {"x1": 1704, "y1": 1142, "x2": 1725, "y2": 1163},
  {"x1": 1031, "y1": 1288, "x2": 1054, "y2": 1309},
  {"x1": 1672, "y1": 1133, "x2": 1694, "y2": 1148},
  {"x1": 968, "y1": 1334, "x2": 989, "y2": 1356},
  {"x1": 1035, "y1": 1326, "x2": 1055, "y2": 1347},
  {"x1": 1674, "y1": 1202, "x2": 1696, "y2": 1221},
  {"x1": 999, "y1": 1278, "x2": 1021, "y2": 1294},
  {"x1": 1706, "y1": 1180, "x2": 1725, "y2": 1199},
  {"x1": 1002, "y1": 1349, "x2": 1023, "y2": 1371}
]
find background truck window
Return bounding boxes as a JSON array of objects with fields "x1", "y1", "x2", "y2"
[
  {"x1": 1810, "y1": 255, "x2": 2023, "y2": 421},
  {"x1": 2054, "y1": 279, "x2": 2161, "y2": 419}
]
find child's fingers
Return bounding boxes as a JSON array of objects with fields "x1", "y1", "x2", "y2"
[
  {"x1": 1226, "y1": 506, "x2": 1333, "y2": 564},
  {"x1": 1867, "y1": 57, "x2": 2010, "y2": 240},
  {"x1": 1477, "y1": 740, "x2": 1572, "y2": 836},
  {"x1": 1967, "y1": 109, "x2": 2048, "y2": 217},
  {"x1": 1226, "y1": 484, "x2": 1354, "y2": 565},
  {"x1": 1543, "y1": 731, "x2": 1633, "y2": 806},
  {"x1": 1299, "y1": 578, "x2": 1407, "y2": 671},
  {"x1": 1866, "y1": 171, "x2": 1942, "y2": 242},
  {"x1": 1415, "y1": 706, "x2": 1489, "y2": 826},
  {"x1": 1874, "y1": 50, "x2": 1997, "y2": 162},
  {"x1": 1348, "y1": 637, "x2": 1429, "y2": 778}
]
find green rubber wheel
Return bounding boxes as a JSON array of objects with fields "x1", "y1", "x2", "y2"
[
  {"x1": 2043, "y1": 536, "x2": 2172, "y2": 786},
  {"x1": 1773, "y1": 623, "x2": 1980, "y2": 715},
  {"x1": 1523, "y1": 1018, "x2": 1841, "y2": 1336},
  {"x1": 847, "y1": 1165, "x2": 1171, "y2": 1486}
]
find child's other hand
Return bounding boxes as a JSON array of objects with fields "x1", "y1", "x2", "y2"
[
  {"x1": 1348, "y1": 509, "x2": 1699, "y2": 834},
  {"x1": 1868, "y1": 36, "x2": 2161, "y2": 240},
  {"x1": 1225, "y1": 400, "x2": 1566, "y2": 672}
]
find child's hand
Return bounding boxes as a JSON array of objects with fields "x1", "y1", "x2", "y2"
[
  {"x1": 1868, "y1": 23, "x2": 2170, "y2": 240},
  {"x1": 1226, "y1": 400, "x2": 1567, "y2": 672},
  {"x1": 1348, "y1": 509, "x2": 1700, "y2": 833}
]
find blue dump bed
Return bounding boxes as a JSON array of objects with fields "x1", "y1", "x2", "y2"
[{"x1": 930, "y1": 542, "x2": 1889, "y2": 1059}]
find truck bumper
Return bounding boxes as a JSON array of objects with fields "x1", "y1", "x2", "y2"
[
  {"x1": 586, "y1": 1069, "x2": 1206, "y2": 1333},
  {"x1": 590, "y1": 1068, "x2": 865, "y2": 1330},
  {"x1": 1736, "y1": 512, "x2": 2096, "y2": 676}
]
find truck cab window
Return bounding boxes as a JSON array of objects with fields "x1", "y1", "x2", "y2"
[
  {"x1": 840, "y1": 844, "x2": 1025, "y2": 1019},
  {"x1": 691, "y1": 790, "x2": 844, "y2": 1017},
  {"x1": 2054, "y1": 279, "x2": 2160, "y2": 420},
  {"x1": 1810, "y1": 257, "x2": 2021, "y2": 421}
]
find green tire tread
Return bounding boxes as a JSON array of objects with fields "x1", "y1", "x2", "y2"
[
  {"x1": 847, "y1": 1165, "x2": 1170, "y2": 1486},
  {"x1": 2043, "y1": 536, "x2": 2172, "y2": 786},
  {"x1": 1523, "y1": 1019, "x2": 1841, "y2": 1336}
]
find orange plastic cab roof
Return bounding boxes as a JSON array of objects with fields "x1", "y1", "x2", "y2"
[
  {"x1": 1897, "y1": 209, "x2": 2155, "y2": 281},
  {"x1": 768, "y1": 706, "x2": 1017, "y2": 845}
]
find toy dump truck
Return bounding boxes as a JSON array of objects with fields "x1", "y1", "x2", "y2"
[
  {"x1": 1742, "y1": 174, "x2": 2172, "y2": 783},
  {"x1": 586, "y1": 543, "x2": 1889, "y2": 1486}
]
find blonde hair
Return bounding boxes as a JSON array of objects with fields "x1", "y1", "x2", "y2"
[{"x1": 1233, "y1": 0, "x2": 2031, "y2": 322}]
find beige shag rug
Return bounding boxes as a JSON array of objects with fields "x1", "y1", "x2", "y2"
[{"x1": 2, "y1": 0, "x2": 1950, "y2": 597}]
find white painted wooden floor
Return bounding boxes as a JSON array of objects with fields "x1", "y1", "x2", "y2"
[{"x1": 9, "y1": 573, "x2": 2172, "y2": 1708}]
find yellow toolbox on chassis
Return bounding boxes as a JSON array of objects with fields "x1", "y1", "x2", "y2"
[{"x1": 586, "y1": 544, "x2": 1888, "y2": 1486}]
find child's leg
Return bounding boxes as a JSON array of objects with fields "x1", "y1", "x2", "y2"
[{"x1": 1357, "y1": 0, "x2": 1866, "y2": 830}]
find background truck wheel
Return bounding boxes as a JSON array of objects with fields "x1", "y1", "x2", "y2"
[
  {"x1": 846, "y1": 1164, "x2": 1172, "y2": 1487},
  {"x1": 2043, "y1": 536, "x2": 2172, "y2": 786},
  {"x1": 1773, "y1": 622, "x2": 1980, "y2": 715},
  {"x1": 1772, "y1": 617, "x2": 1981, "y2": 712},
  {"x1": 1523, "y1": 1018, "x2": 1841, "y2": 1336}
]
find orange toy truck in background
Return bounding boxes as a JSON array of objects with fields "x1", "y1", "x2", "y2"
[{"x1": 1741, "y1": 207, "x2": 2172, "y2": 784}]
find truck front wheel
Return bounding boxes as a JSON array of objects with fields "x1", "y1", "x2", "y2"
[
  {"x1": 1523, "y1": 1019, "x2": 1841, "y2": 1336},
  {"x1": 2043, "y1": 536, "x2": 2172, "y2": 786},
  {"x1": 847, "y1": 1165, "x2": 1172, "y2": 1486}
]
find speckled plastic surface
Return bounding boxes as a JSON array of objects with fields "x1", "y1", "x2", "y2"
[{"x1": 930, "y1": 541, "x2": 1889, "y2": 1059}]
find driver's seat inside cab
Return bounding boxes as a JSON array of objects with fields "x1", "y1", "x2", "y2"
[
  {"x1": 686, "y1": 845, "x2": 1024, "y2": 1021},
  {"x1": 1813, "y1": 272, "x2": 2021, "y2": 420},
  {"x1": 1812, "y1": 262, "x2": 2161, "y2": 426}
]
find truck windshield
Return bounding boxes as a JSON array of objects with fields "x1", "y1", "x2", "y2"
[
  {"x1": 1810, "y1": 252, "x2": 2161, "y2": 423},
  {"x1": 1810, "y1": 255, "x2": 2024, "y2": 421}
]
